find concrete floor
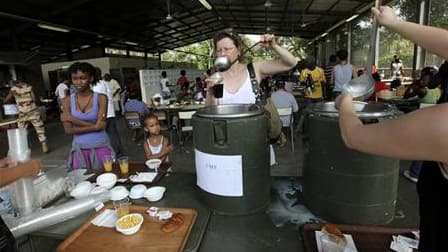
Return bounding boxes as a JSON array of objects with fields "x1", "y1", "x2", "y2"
[{"x1": 0, "y1": 115, "x2": 419, "y2": 252}]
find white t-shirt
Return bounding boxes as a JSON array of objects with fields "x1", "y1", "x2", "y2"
[
  {"x1": 92, "y1": 80, "x2": 115, "y2": 118},
  {"x1": 160, "y1": 77, "x2": 170, "y2": 93},
  {"x1": 55, "y1": 82, "x2": 69, "y2": 99},
  {"x1": 107, "y1": 79, "x2": 121, "y2": 102}
]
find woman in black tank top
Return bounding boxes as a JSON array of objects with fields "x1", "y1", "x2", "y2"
[{"x1": 417, "y1": 162, "x2": 448, "y2": 251}]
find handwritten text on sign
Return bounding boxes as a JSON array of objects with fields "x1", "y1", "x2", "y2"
[{"x1": 195, "y1": 149, "x2": 243, "y2": 197}]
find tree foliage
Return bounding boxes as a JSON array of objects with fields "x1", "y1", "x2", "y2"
[{"x1": 161, "y1": 35, "x2": 306, "y2": 69}]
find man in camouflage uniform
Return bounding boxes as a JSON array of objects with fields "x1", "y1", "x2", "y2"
[{"x1": 5, "y1": 81, "x2": 48, "y2": 153}]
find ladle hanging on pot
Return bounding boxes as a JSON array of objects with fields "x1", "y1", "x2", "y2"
[{"x1": 342, "y1": 0, "x2": 381, "y2": 100}]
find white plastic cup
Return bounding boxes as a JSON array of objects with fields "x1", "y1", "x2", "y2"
[{"x1": 7, "y1": 128, "x2": 29, "y2": 155}]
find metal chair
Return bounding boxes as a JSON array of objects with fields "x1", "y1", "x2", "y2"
[
  {"x1": 177, "y1": 110, "x2": 196, "y2": 144},
  {"x1": 276, "y1": 107, "x2": 294, "y2": 152}
]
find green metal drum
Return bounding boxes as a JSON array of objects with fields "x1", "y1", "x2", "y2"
[
  {"x1": 303, "y1": 101, "x2": 402, "y2": 224},
  {"x1": 193, "y1": 104, "x2": 270, "y2": 215}
]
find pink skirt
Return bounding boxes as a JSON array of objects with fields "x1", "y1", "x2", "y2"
[{"x1": 71, "y1": 147, "x2": 112, "y2": 171}]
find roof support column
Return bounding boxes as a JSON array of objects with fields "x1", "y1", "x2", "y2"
[
  {"x1": 158, "y1": 51, "x2": 162, "y2": 68},
  {"x1": 413, "y1": 0, "x2": 430, "y2": 76},
  {"x1": 347, "y1": 23, "x2": 352, "y2": 64},
  {"x1": 374, "y1": 25, "x2": 380, "y2": 68},
  {"x1": 144, "y1": 50, "x2": 148, "y2": 68},
  {"x1": 9, "y1": 65, "x2": 17, "y2": 81}
]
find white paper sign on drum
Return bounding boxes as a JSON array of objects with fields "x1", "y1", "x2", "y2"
[{"x1": 195, "y1": 149, "x2": 243, "y2": 197}]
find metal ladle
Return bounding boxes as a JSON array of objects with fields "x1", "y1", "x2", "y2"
[
  {"x1": 214, "y1": 41, "x2": 262, "y2": 72},
  {"x1": 342, "y1": 0, "x2": 381, "y2": 100}
]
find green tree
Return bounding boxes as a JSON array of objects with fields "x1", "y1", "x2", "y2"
[{"x1": 161, "y1": 34, "x2": 306, "y2": 69}]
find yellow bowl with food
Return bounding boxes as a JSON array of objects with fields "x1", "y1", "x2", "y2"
[{"x1": 115, "y1": 213, "x2": 144, "y2": 235}]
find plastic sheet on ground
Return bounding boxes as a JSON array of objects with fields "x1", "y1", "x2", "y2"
[{"x1": 267, "y1": 178, "x2": 322, "y2": 227}]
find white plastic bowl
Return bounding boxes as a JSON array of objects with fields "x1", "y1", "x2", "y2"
[
  {"x1": 110, "y1": 186, "x2": 129, "y2": 201},
  {"x1": 90, "y1": 186, "x2": 109, "y2": 196},
  {"x1": 96, "y1": 173, "x2": 117, "y2": 189},
  {"x1": 129, "y1": 184, "x2": 147, "y2": 199},
  {"x1": 144, "y1": 186, "x2": 166, "y2": 202},
  {"x1": 145, "y1": 159, "x2": 162, "y2": 170},
  {"x1": 70, "y1": 181, "x2": 93, "y2": 199},
  {"x1": 115, "y1": 213, "x2": 144, "y2": 235}
]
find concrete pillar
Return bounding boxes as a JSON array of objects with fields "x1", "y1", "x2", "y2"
[
  {"x1": 9, "y1": 64, "x2": 17, "y2": 80},
  {"x1": 414, "y1": 0, "x2": 430, "y2": 74},
  {"x1": 158, "y1": 51, "x2": 162, "y2": 68},
  {"x1": 144, "y1": 50, "x2": 148, "y2": 68}
]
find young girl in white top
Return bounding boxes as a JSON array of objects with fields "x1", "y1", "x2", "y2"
[{"x1": 143, "y1": 114, "x2": 173, "y2": 162}]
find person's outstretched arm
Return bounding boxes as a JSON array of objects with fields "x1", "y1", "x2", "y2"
[
  {"x1": 0, "y1": 159, "x2": 41, "y2": 186},
  {"x1": 373, "y1": 6, "x2": 448, "y2": 59},
  {"x1": 254, "y1": 34, "x2": 298, "y2": 83},
  {"x1": 336, "y1": 93, "x2": 448, "y2": 164}
]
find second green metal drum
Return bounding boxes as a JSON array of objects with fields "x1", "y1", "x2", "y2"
[{"x1": 303, "y1": 101, "x2": 402, "y2": 224}]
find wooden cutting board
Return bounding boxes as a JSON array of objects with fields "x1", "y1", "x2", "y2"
[{"x1": 57, "y1": 205, "x2": 197, "y2": 252}]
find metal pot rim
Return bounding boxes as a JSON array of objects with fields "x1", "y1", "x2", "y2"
[
  {"x1": 307, "y1": 101, "x2": 402, "y2": 118},
  {"x1": 195, "y1": 104, "x2": 264, "y2": 119}
]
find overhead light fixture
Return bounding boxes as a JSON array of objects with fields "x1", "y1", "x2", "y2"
[
  {"x1": 198, "y1": 0, "x2": 212, "y2": 10},
  {"x1": 320, "y1": 32, "x2": 328, "y2": 38},
  {"x1": 124, "y1": 41, "x2": 139, "y2": 46},
  {"x1": 80, "y1": 45, "x2": 91, "y2": 49},
  {"x1": 264, "y1": 0, "x2": 273, "y2": 8},
  {"x1": 307, "y1": 41, "x2": 313, "y2": 46},
  {"x1": 61, "y1": 65, "x2": 70, "y2": 69},
  {"x1": 37, "y1": 23, "x2": 70, "y2": 33},
  {"x1": 72, "y1": 48, "x2": 79, "y2": 53},
  {"x1": 345, "y1": 14, "x2": 359, "y2": 22}
]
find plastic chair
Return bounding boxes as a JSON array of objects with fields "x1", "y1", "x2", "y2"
[
  {"x1": 124, "y1": 111, "x2": 144, "y2": 142},
  {"x1": 276, "y1": 107, "x2": 294, "y2": 152},
  {"x1": 177, "y1": 110, "x2": 196, "y2": 144}
]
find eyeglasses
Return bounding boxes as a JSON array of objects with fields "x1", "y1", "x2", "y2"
[{"x1": 216, "y1": 47, "x2": 236, "y2": 54}]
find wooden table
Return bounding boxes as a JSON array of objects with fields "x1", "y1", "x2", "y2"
[
  {"x1": 88, "y1": 160, "x2": 171, "y2": 185},
  {"x1": 31, "y1": 171, "x2": 211, "y2": 252},
  {"x1": 302, "y1": 223, "x2": 417, "y2": 252},
  {"x1": 57, "y1": 205, "x2": 197, "y2": 252}
]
